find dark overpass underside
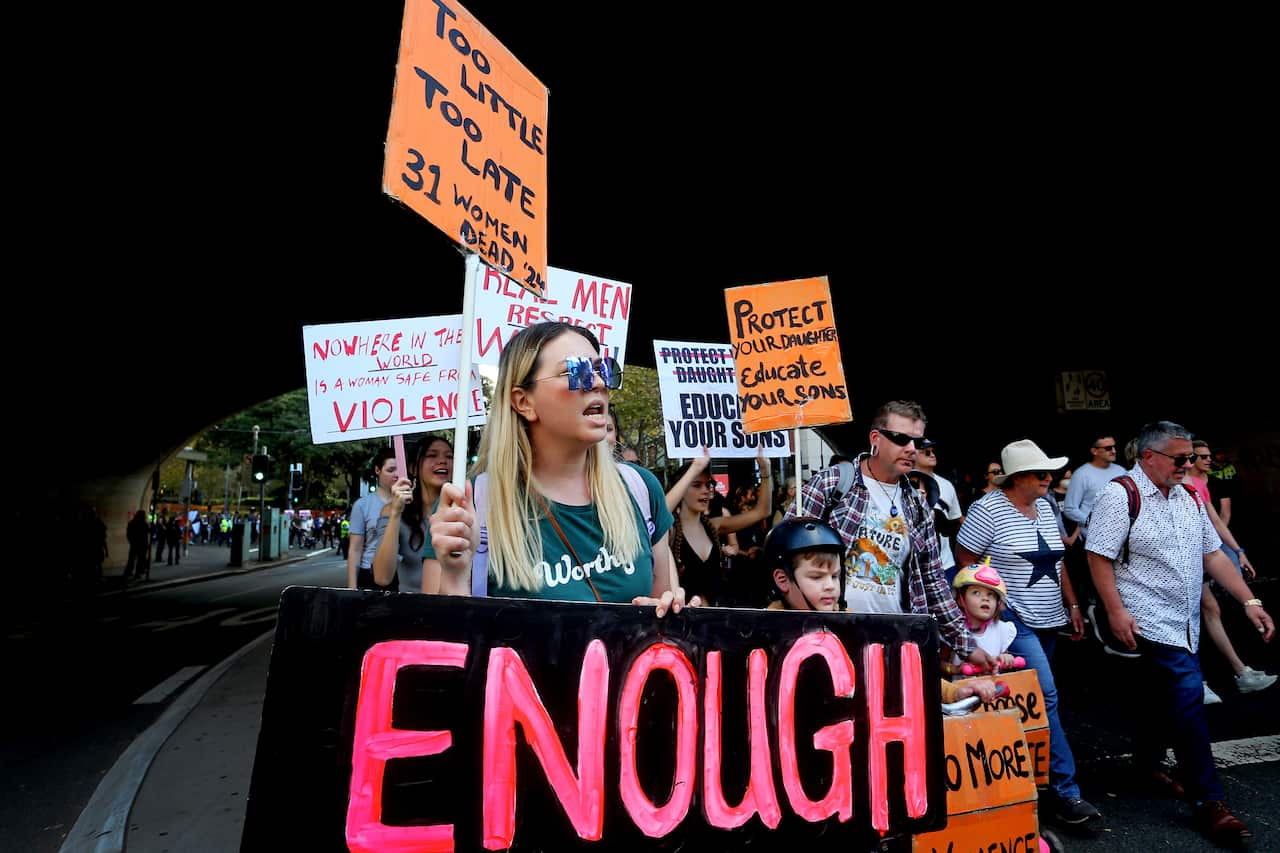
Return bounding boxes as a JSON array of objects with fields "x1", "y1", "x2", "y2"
[{"x1": 29, "y1": 6, "x2": 1274, "y2": 542}]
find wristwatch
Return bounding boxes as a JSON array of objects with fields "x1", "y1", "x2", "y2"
[{"x1": 1243, "y1": 598, "x2": 1263, "y2": 607}]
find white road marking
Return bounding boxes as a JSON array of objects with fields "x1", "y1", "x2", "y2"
[
  {"x1": 134, "y1": 607, "x2": 238, "y2": 631},
  {"x1": 1109, "y1": 735, "x2": 1280, "y2": 769},
  {"x1": 219, "y1": 606, "x2": 280, "y2": 627},
  {"x1": 1205, "y1": 734, "x2": 1280, "y2": 768},
  {"x1": 209, "y1": 580, "x2": 295, "y2": 602},
  {"x1": 132, "y1": 666, "x2": 207, "y2": 705}
]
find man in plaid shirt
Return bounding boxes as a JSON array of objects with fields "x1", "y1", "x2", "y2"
[{"x1": 789, "y1": 400, "x2": 993, "y2": 669}]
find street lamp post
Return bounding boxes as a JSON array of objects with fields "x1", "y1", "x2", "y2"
[
  {"x1": 252, "y1": 425, "x2": 260, "y2": 543},
  {"x1": 258, "y1": 444, "x2": 267, "y2": 521}
]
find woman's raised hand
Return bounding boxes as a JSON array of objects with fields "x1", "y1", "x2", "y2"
[
  {"x1": 431, "y1": 481, "x2": 478, "y2": 587},
  {"x1": 389, "y1": 477, "x2": 413, "y2": 514}
]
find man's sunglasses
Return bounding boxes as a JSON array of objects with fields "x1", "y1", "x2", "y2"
[
  {"x1": 1094, "y1": 444, "x2": 1117, "y2": 452},
  {"x1": 987, "y1": 468, "x2": 1003, "y2": 476},
  {"x1": 1148, "y1": 448, "x2": 1196, "y2": 467},
  {"x1": 877, "y1": 428, "x2": 925, "y2": 447},
  {"x1": 1193, "y1": 453, "x2": 1212, "y2": 461},
  {"x1": 530, "y1": 356, "x2": 623, "y2": 392}
]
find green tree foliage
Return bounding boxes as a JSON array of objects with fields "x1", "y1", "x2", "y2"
[
  {"x1": 173, "y1": 390, "x2": 388, "y2": 510},
  {"x1": 609, "y1": 365, "x2": 666, "y2": 469}
]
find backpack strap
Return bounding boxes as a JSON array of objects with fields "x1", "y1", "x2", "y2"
[
  {"x1": 1112, "y1": 475, "x2": 1140, "y2": 565},
  {"x1": 823, "y1": 461, "x2": 857, "y2": 523},
  {"x1": 470, "y1": 465, "x2": 654, "y2": 598},
  {"x1": 617, "y1": 462, "x2": 656, "y2": 539},
  {"x1": 471, "y1": 473, "x2": 489, "y2": 597},
  {"x1": 826, "y1": 460, "x2": 857, "y2": 610}
]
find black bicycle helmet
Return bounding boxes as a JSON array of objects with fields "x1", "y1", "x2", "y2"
[{"x1": 765, "y1": 517, "x2": 844, "y2": 575}]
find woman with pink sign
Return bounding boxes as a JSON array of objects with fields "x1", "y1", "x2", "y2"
[{"x1": 372, "y1": 435, "x2": 455, "y2": 593}]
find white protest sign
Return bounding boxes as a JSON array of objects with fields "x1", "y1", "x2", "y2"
[
  {"x1": 302, "y1": 315, "x2": 487, "y2": 444},
  {"x1": 471, "y1": 263, "x2": 632, "y2": 366},
  {"x1": 653, "y1": 340, "x2": 792, "y2": 460}
]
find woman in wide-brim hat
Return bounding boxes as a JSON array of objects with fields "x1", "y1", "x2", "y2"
[{"x1": 953, "y1": 439, "x2": 1099, "y2": 826}]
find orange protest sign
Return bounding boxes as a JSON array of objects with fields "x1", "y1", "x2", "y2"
[
  {"x1": 912, "y1": 801, "x2": 1040, "y2": 853},
  {"x1": 724, "y1": 277, "x2": 850, "y2": 432},
  {"x1": 383, "y1": 0, "x2": 548, "y2": 296},
  {"x1": 958, "y1": 669, "x2": 1050, "y2": 785},
  {"x1": 939, "y1": 710, "x2": 1037, "y2": 817}
]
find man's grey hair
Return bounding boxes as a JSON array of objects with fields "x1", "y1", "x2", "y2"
[{"x1": 1136, "y1": 420, "x2": 1193, "y2": 456}]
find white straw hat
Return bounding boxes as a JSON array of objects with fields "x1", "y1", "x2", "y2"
[{"x1": 993, "y1": 439, "x2": 1068, "y2": 485}]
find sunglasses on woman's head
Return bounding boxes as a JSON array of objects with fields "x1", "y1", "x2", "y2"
[{"x1": 531, "y1": 356, "x2": 623, "y2": 391}]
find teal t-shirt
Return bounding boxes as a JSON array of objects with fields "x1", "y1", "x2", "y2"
[{"x1": 426, "y1": 464, "x2": 673, "y2": 603}]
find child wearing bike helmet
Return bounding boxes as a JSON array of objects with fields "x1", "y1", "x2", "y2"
[
  {"x1": 766, "y1": 518, "x2": 998, "y2": 703},
  {"x1": 764, "y1": 517, "x2": 844, "y2": 612},
  {"x1": 951, "y1": 557, "x2": 1018, "y2": 670}
]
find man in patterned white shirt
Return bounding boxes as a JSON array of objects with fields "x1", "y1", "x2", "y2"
[{"x1": 1086, "y1": 421, "x2": 1274, "y2": 845}]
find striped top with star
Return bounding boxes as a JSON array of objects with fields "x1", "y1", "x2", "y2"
[{"x1": 955, "y1": 490, "x2": 1067, "y2": 629}]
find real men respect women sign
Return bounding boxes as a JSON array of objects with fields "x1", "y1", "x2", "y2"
[
  {"x1": 653, "y1": 340, "x2": 790, "y2": 460},
  {"x1": 724, "y1": 277, "x2": 851, "y2": 433},
  {"x1": 473, "y1": 264, "x2": 633, "y2": 366}
]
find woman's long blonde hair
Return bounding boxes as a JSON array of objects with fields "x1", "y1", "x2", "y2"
[{"x1": 473, "y1": 322, "x2": 641, "y2": 592}]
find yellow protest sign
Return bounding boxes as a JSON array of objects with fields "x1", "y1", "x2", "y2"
[
  {"x1": 383, "y1": 0, "x2": 548, "y2": 296},
  {"x1": 724, "y1": 277, "x2": 850, "y2": 432}
]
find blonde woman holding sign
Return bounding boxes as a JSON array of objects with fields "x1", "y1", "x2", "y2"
[{"x1": 429, "y1": 322, "x2": 693, "y2": 615}]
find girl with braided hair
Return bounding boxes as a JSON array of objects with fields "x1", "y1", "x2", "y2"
[{"x1": 665, "y1": 447, "x2": 772, "y2": 606}]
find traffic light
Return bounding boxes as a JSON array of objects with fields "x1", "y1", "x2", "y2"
[{"x1": 252, "y1": 454, "x2": 271, "y2": 482}]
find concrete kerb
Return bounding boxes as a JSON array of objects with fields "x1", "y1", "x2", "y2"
[
  {"x1": 58, "y1": 629, "x2": 276, "y2": 853},
  {"x1": 99, "y1": 553, "x2": 319, "y2": 598}
]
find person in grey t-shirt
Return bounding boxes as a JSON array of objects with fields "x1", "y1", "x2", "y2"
[
  {"x1": 1063, "y1": 434, "x2": 1127, "y2": 541},
  {"x1": 347, "y1": 446, "x2": 399, "y2": 591},
  {"x1": 1063, "y1": 434, "x2": 1128, "y2": 642}
]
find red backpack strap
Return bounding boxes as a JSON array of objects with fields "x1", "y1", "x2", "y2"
[
  {"x1": 1179, "y1": 483, "x2": 1203, "y2": 512},
  {"x1": 1112, "y1": 475, "x2": 1140, "y2": 564},
  {"x1": 1113, "y1": 475, "x2": 1140, "y2": 522}
]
